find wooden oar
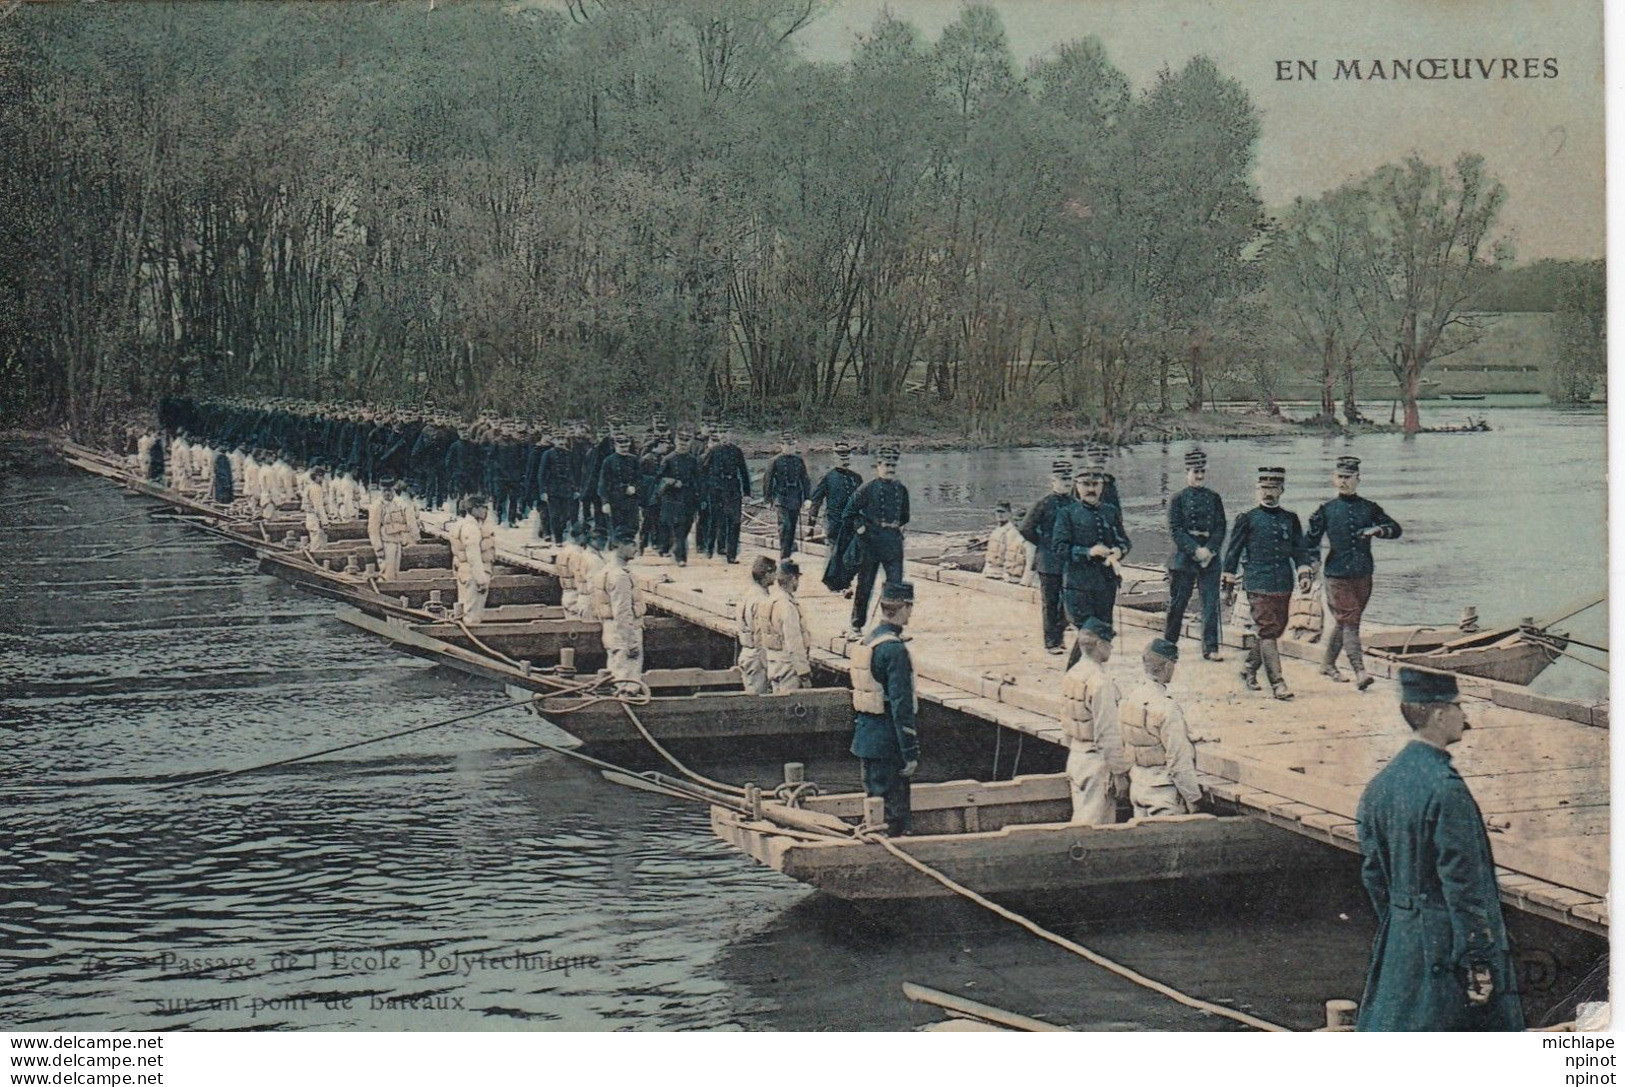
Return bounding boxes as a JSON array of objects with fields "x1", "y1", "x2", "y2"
[{"x1": 901, "y1": 983, "x2": 1068, "y2": 1032}]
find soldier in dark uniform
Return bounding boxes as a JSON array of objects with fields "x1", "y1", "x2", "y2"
[
  {"x1": 657, "y1": 429, "x2": 702, "y2": 566},
  {"x1": 1164, "y1": 447, "x2": 1228, "y2": 660},
  {"x1": 1017, "y1": 460, "x2": 1076, "y2": 654},
  {"x1": 702, "y1": 423, "x2": 751, "y2": 563},
  {"x1": 535, "y1": 428, "x2": 577, "y2": 545},
  {"x1": 1355, "y1": 667, "x2": 1524, "y2": 1032},
  {"x1": 810, "y1": 441, "x2": 863, "y2": 590},
  {"x1": 842, "y1": 445, "x2": 909, "y2": 637},
  {"x1": 693, "y1": 420, "x2": 715, "y2": 555},
  {"x1": 763, "y1": 433, "x2": 811, "y2": 559},
  {"x1": 1307, "y1": 455, "x2": 1403, "y2": 690},
  {"x1": 638, "y1": 433, "x2": 669, "y2": 555},
  {"x1": 211, "y1": 446, "x2": 235, "y2": 506},
  {"x1": 580, "y1": 422, "x2": 617, "y2": 533},
  {"x1": 849, "y1": 580, "x2": 919, "y2": 836},
  {"x1": 1087, "y1": 442, "x2": 1121, "y2": 512},
  {"x1": 1222, "y1": 467, "x2": 1315, "y2": 700},
  {"x1": 808, "y1": 441, "x2": 862, "y2": 540},
  {"x1": 597, "y1": 430, "x2": 642, "y2": 541},
  {"x1": 1053, "y1": 462, "x2": 1130, "y2": 663}
]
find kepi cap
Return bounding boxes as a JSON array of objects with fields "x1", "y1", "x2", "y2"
[
  {"x1": 1400, "y1": 666, "x2": 1459, "y2": 704},
  {"x1": 1081, "y1": 617, "x2": 1115, "y2": 642},
  {"x1": 1335, "y1": 455, "x2": 1362, "y2": 474},
  {"x1": 1149, "y1": 637, "x2": 1179, "y2": 662},
  {"x1": 881, "y1": 580, "x2": 915, "y2": 603}
]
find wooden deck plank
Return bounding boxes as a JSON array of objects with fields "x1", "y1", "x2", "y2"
[{"x1": 458, "y1": 510, "x2": 1609, "y2": 916}]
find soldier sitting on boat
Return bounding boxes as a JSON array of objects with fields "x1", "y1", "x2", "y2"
[
  {"x1": 982, "y1": 502, "x2": 1020, "y2": 582},
  {"x1": 1120, "y1": 638, "x2": 1204, "y2": 817}
]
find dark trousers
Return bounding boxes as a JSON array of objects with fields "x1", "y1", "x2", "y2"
[
  {"x1": 861, "y1": 755, "x2": 912, "y2": 836},
  {"x1": 1062, "y1": 583, "x2": 1117, "y2": 632},
  {"x1": 639, "y1": 506, "x2": 659, "y2": 552},
  {"x1": 707, "y1": 504, "x2": 742, "y2": 561},
  {"x1": 777, "y1": 505, "x2": 798, "y2": 559},
  {"x1": 1038, "y1": 572, "x2": 1065, "y2": 649},
  {"x1": 851, "y1": 548, "x2": 905, "y2": 629},
  {"x1": 609, "y1": 499, "x2": 639, "y2": 540},
  {"x1": 1165, "y1": 564, "x2": 1222, "y2": 653},
  {"x1": 581, "y1": 496, "x2": 603, "y2": 533},
  {"x1": 695, "y1": 506, "x2": 711, "y2": 556},
  {"x1": 664, "y1": 512, "x2": 694, "y2": 563}
]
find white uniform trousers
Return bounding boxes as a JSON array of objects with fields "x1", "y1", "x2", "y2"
[
  {"x1": 1065, "y1": 743, "x2": 1115, "y2": 826},
  {"x1": 381, "y1": 541, "x2": 404, "y2": 582},
  {"x1": 765, "y1": 649, "x2": 806, "y2": 694},
  {"x1": 1128, "y1": 765, "x2": 1187, "y2": 818},
  {"x1": 604, "y1": 625, "x2": 645, "y2": 686},
  {"x1": 738, "y1": 642, "x2": 770, "y2": 694},
  {"x1": 456, "y1": 575, "x2": 489, "y2": 625},
  {"x1": 304, "y1": 514, "x2": 327, "y2": 551}
]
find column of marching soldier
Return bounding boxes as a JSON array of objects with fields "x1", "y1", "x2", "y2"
[{"x1": 119, "y1": 407, "x2": 1527, "y2": 1030}]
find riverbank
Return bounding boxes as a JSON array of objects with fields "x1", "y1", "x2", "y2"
[{"x1": 726, "y1": 409, "x2": 1413, "y2": 455}]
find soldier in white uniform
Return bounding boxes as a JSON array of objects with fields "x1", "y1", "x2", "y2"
[
  {"x1": 569, "y1": 531, "x2": 606, "y2": 621},
  {"x1": 378, "y1": 479, "x2": 420, "y2": 581},
  {"x1": 591, "y1": 532, "x2": 647, "y2": 692},
  {"x1": 983, "y1": 502, "x2": 1015, "y2": 580},
  {"x1": 450, "y1": 495, "x2": 496, "y2": 624},
  {"x1": 555, "y1": 522, "x2": 586, "y2": 615},
  {"x1": 301, "y1": 464, "x2": 332, "y2": 550},
  {"x1": 1119, "y1": 638, "x2": 1204, "y2": 817},
  {"x1": 366, "y1": 479, "x2": 389, "y2": 571},
  {"x1": 761, "y1": 559, "x2": 813, "y2": 693},
  {"x1": 1005, "y1": 506, "x2": 1036, "y2": 585},
  {"x1": 736, "y1": 556, "x2": 775, "y2": 695},
  {"x1": 1060, "y1": 617, "x2": 1129, "y2": 825}
]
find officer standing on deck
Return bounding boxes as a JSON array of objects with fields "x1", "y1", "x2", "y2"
[
  {"x1": 597, "y1": 430, "x2": 642, "y2": 542},
  {"x1": 841, "y1": 445, "x2": 909, "y2": 638},
  {"x1": 1223, "y1": 467, "x2": 1314, "y2": 701},
  {"x1": 702, "y1": 423, "x2": 752, "y2": 563},
  {"x1": 1017, "y1": 461, "x2": 1075, "y2": 654},
  {"x1": 763, "y1": 433, "x2": 811, "y2": 559},
  {"x1": 656, "y1": 429, "x2": 702, "y2": 566},
  {"x1": 808, "y1": 441, "x2": 862, "y2": 543},
  {"x1": 1307, "y1": 455, "x2": 1402, "y2": 691},
  {"x1": 1054, "y1": 462, "x2": 1131, "y2": 654},
  {"x1": 1120, "y1": 638, "x2": 1204, "y2": 817},
  {"x1": 1355, "y1": 668, "x2": 1524, "y2": 1032},
  {"x1": 849, "y1": 580, "x2": 919, "y2": 836},
  {"x1": 1164, "y1": 448, "x2": 1228, "y2": 660}
]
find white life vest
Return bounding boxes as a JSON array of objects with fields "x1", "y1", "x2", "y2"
[
  {"x1": 1120, "y1": 689, "x2": 1167, "y2": 769},
  {"x1": 1060, "y1": 658, "x2": 1106, "y2": 744},
  {"x1": 985, "y1": 525, "x2": 1008, "y2": 575},
  {"x1": 849, "y1": 632, "x2": 916, "y2": 715}
]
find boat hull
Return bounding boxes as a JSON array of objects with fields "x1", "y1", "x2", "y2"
[{"x1": 713, "y1": 774, "x2": 1342, "y2": 901}]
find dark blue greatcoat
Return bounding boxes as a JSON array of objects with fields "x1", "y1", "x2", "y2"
[
  {"x1": 1307, "y1": 494, "x2": 1403, "y2": 578},
  {"x1": 1356, "y1": 741, "x2": 1524, "y2": 1032},
  {"x1": 1222, "y1": 505, "x2": 1313, "y2": 594}
]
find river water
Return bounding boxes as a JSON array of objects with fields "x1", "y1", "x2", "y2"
[{"x1": 0, "y1": 405, "x2": 1605, "y2": 1032}]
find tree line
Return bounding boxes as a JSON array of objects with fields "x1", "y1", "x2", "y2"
[{"x1": 0, "y1": 1, "x2": 1596, "y2": 442}]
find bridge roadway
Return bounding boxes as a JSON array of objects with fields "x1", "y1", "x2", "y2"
[{"x1": 430, "y1": 512, "x2": 1608, "y2": 937}]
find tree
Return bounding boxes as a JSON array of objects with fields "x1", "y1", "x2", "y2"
[
  {"x1": 1266, "y1": 186, "x2": 1373, "y2": 422},
  {"x1": 1350, "y1": 153, "x2": 1509, "y2": 434},
  {"x1": 1549, "y1": 259, "x2": 1604, "y2": 403}
]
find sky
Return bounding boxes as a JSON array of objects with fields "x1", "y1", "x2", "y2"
[{"x1": 795, "y1": 0, "x2": 1605, "y2": 261}]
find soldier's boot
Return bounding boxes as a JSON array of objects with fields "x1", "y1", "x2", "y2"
[
  {"x1": 1344, "y1": 626, "x2": 1375, "y2": 690},
  {"x1": 1240, "y1": 641, "x2": 1262, "y2": 691},
  {"x1": 1320, "y1": 625, "x2": 1348, "y2": 681},
  {"x1": 1261, "y1": 640, "x2": 1293, "y2": 700}
]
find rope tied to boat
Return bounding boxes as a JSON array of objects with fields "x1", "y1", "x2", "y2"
[{"x1": 854, "y1": 828, "x2": 1292, "y2": 1033}]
